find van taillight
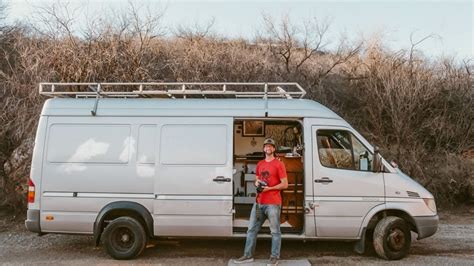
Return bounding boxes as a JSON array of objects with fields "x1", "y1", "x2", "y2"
[{"x1": 28, "y1": 179, "x2": 35, "y2": 203}]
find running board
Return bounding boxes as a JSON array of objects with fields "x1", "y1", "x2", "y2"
[{"x1": 232, "y1": 232, "x2": 306, "y2": 239}]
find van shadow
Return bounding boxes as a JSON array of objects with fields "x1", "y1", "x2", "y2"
[{"x1": 141, "y1": 238, "x2": 376, "y2": 260}]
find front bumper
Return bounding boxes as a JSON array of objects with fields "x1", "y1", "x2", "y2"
[
  {"x1": 413, "y1": 214, "x2": 438, "y2": 240},
  {"x1": 25, "y1": 209, "x2": 41, "y2": 233}
]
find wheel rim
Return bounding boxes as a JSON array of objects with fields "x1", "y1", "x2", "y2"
[
  {"x1": 111, "y1": 226, "x2": 135, "y2": 252},
  {"x1": 387, "y1": 227, "x2": 406, "y2": 251}
]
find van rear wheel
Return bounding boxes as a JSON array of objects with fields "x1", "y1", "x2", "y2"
[
  {"x1": 373, "y1": 216, "x2": 411, "y2": 260},
  {"x1": 102, "y1": 217, "x2": 147, "y2": 260}
]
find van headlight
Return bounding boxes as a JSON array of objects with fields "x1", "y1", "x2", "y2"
[{"x1": 423, "y1": 198, "x2": 437, "y2": 213}]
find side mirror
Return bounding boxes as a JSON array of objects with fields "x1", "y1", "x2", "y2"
[
  {"x1": 372, "y1": 146, "x2": 382, "y2": 173},
  {"x1": 359, "y1": 151, "x2": 369, "y2": 171},
  {"x1": 390, "y1": 160, "x2": 398, "y2": 168}
]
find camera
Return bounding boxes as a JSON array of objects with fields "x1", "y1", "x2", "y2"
[{"x1": 256, "y1": 180, "x2": 268, "y2": 193}]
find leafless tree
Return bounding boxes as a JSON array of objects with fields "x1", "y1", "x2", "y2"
[
  {"x1": 0, "y1": 2, "x2": 472, "y2": 209},
  {"x1": 174, "y1": 17, "x2": 216, "y2": 41},
  {"x1": 259, "y1": 14, "x2": 330, "y2": 73},
  {"x1": 31, "y1": 1, "x2": 80, "y2": 45},
  {"x1": 259, "y1": 14, "x2": 361, "y2": 80}
]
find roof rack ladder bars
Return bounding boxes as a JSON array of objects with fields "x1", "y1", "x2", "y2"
[
  {"x1": 277, "y1": 86, "x2": 292, "y2": 99},
  {"x1": 38, "y1": 82, "x2": 307, "y2": 99},
  {"x1": 295, "y1": 83, "x2": 306, "y2": 99},
  {"x1": 181, "y1": 84, "x2": 186, "y2": 99},
  {"x1": 221, "y1": 84, "x2": 226, "y2": 100},
  {"x1": 90, "y1": 83, "x2": 101, "y2": 116}
]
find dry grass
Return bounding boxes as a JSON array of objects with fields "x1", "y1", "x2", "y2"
[{"x1": 0, "y1": 4, "x2": 472, "y2": 210}]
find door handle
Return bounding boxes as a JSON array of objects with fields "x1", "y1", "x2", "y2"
[
  {"x1": 213, "y1": 176, "x2": 231, "y2": 182},
  {"x1": 314, "y1": 177, "x2": 333, "y2": 184}
]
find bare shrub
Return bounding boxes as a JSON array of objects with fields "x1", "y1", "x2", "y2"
[
  {"x1": 174, "y1": 17, "x2": 216, "y2": 42},
  {"x1": 0, "y1": 4, "x2": 472, "y2": 210},
  {"x1": 335, "y1": 38, "x2": 473, "y2": 205}
]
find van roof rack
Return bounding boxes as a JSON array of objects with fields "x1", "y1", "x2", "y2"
[{"x1": 39, "y1": 82, "x2": 306, "y2": 99}]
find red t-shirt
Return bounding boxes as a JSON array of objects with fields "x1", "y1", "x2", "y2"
[{"x1": 256, "y1": 158, "x2": 287, "y2": 205}]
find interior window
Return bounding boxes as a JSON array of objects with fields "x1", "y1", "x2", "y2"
[{"x1": 317, "y1": 130, "x2": 373, "y2": 171}]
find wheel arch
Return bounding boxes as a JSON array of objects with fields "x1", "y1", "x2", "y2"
[
  {"x1": 360, "y1": 205, "x2": 418, "y2": 237},
  {"x1": 93, "y1": 201, "x2": 154, "y2": 246}
]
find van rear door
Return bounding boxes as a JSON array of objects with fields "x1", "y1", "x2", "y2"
[{"x1": 153, "y1": 117, "x2": 233, "y2": 236}]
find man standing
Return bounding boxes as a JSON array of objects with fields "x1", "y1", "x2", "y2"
[{"x1": 234, "y1": 138, "x2": 288, "y2": 266}]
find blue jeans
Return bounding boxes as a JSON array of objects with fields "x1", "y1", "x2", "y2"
[{"x1": 243, "y1": 203, "x2": 281, "y2": 258}]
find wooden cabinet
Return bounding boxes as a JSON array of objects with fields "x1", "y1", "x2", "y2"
[{"x1": 278, "y1": 156, "x2": 304, "y2": 231}]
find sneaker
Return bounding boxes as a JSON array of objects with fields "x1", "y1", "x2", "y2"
[
  {"x1": 267, "y1": 257, "x2": 279, "y2": 266},
  {"x1": 233, "y1": 255, "x2": 254, "y2": 264}
]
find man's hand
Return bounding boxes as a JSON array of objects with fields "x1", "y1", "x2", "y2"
[{"x1": 262, "y1": 178, "x2": 288, "y2": 192}]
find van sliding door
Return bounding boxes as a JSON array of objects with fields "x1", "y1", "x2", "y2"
[{"x1": 153, "y1": 117, "x2": 233, "y2": 237}]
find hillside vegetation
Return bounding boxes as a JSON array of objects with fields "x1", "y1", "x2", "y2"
[{"x1": 0, "y1": 3, "x2": 472, "y2": 210}]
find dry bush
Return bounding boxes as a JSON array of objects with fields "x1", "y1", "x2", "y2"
[
  {"x1": 0, "y1": 4, "x2": 472, "y2": 210},
  {"x1": 335, "y1": 40, "x2": 473, "y2": 205}
]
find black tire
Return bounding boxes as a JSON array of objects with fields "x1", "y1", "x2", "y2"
[
  {"x1": 373, "y1": 216, "x2": 411, "y2": 260},
  {"x1": 102, "y1": 217, "x2": 147, "y2": 260}
]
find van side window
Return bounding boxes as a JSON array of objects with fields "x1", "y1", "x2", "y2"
[{"x1": 317, "y1": 130, "x2": 373, "y2": 171}]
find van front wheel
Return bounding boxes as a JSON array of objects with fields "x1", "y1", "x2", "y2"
[
  {"x1": 373, "y1": 216, "x2": 411, "y2": 260},
  {"x1": 102, "y1": 217, "x2": 147, "y2": 260}
]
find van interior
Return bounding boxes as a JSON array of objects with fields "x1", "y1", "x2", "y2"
[{"x1": 233, "y1": 119, "x2": 304, "y2": 234}]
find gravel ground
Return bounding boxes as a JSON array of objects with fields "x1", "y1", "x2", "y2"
[{"x1": 1, "y1": 207, "x2": 473, "y2": 265}]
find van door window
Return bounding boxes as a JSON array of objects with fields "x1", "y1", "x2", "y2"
[{"x1": 317, "y1": 130, "x2": 373, "y2": 171}]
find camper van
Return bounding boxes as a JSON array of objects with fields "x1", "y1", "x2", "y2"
[{"x1": 25, "y1": 82, "x2": 438, "y2": 260}]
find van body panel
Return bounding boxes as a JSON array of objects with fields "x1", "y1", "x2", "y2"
[
  {"x1": 357, "y1": 203, "x2": 388, "y2": 236},
  {"x1": 302, "y1": 120, "x2": 317, "y2": 237},
  {"x1": 154, "y1": 198, "x2": 232, "y2": 216},
  {"x1": 28, "y1": 116, "x2": 49, "y2": 211},
  {"x1": 154, "y1": 215, "x2": 232, "y2": 236},
  {"x1": 40, "y1": 211, "x2": 96, "y2": 233},
  {"x1": 41, "y1": 116, "x2": 155, "y2": 194},
  {"x1": 413, "y1": 215, "x2": 438, "y2": 239},
  {"x1": 26, "y1": 97, "x2": 438, "y2": 246},
  {"x1": 358, "y1": 200, "x2": 438, "y2": 238},
  {"x1": 25, "y1": 209, "x2": 41, "y2": 233},
  {"x1": 40, "y1": 195, "x2": 153, "y2": 234},
  {"x1": 40, "y1": 195, "x2": 154, "y2": 213},
  {"x1": 384, "y1": 200, "x2": 435, "y2": 217},
  {"x1": 304, "y1": 214, "x2": 316, "y2": 236},
  {"x1": 385, "y1": 172, "x2": 435, "y2": 200},
  {"x1": 39, "y1": 116, "x2": 156, "y2": 233},
  {"x1": 153, "y1": 117, "x2": 233, "y2": 237},
  {"x1": 42, "y1": 98, "x2": 340, "y2": 119},
  {"x1": 267, "y1": 100, "x2": 341, "y2": 119},
  {"x1": 309, "y1": 123, "x2": 385, "y2": 237}
]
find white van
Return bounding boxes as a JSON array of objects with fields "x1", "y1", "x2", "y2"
[{"x1": 25, "y1": 82, "x2": 438, "y2": 260}]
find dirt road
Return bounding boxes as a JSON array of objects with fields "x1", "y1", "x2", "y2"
[{"x1": 1, "y1": 208, "x2": 473, "y2": 265}]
